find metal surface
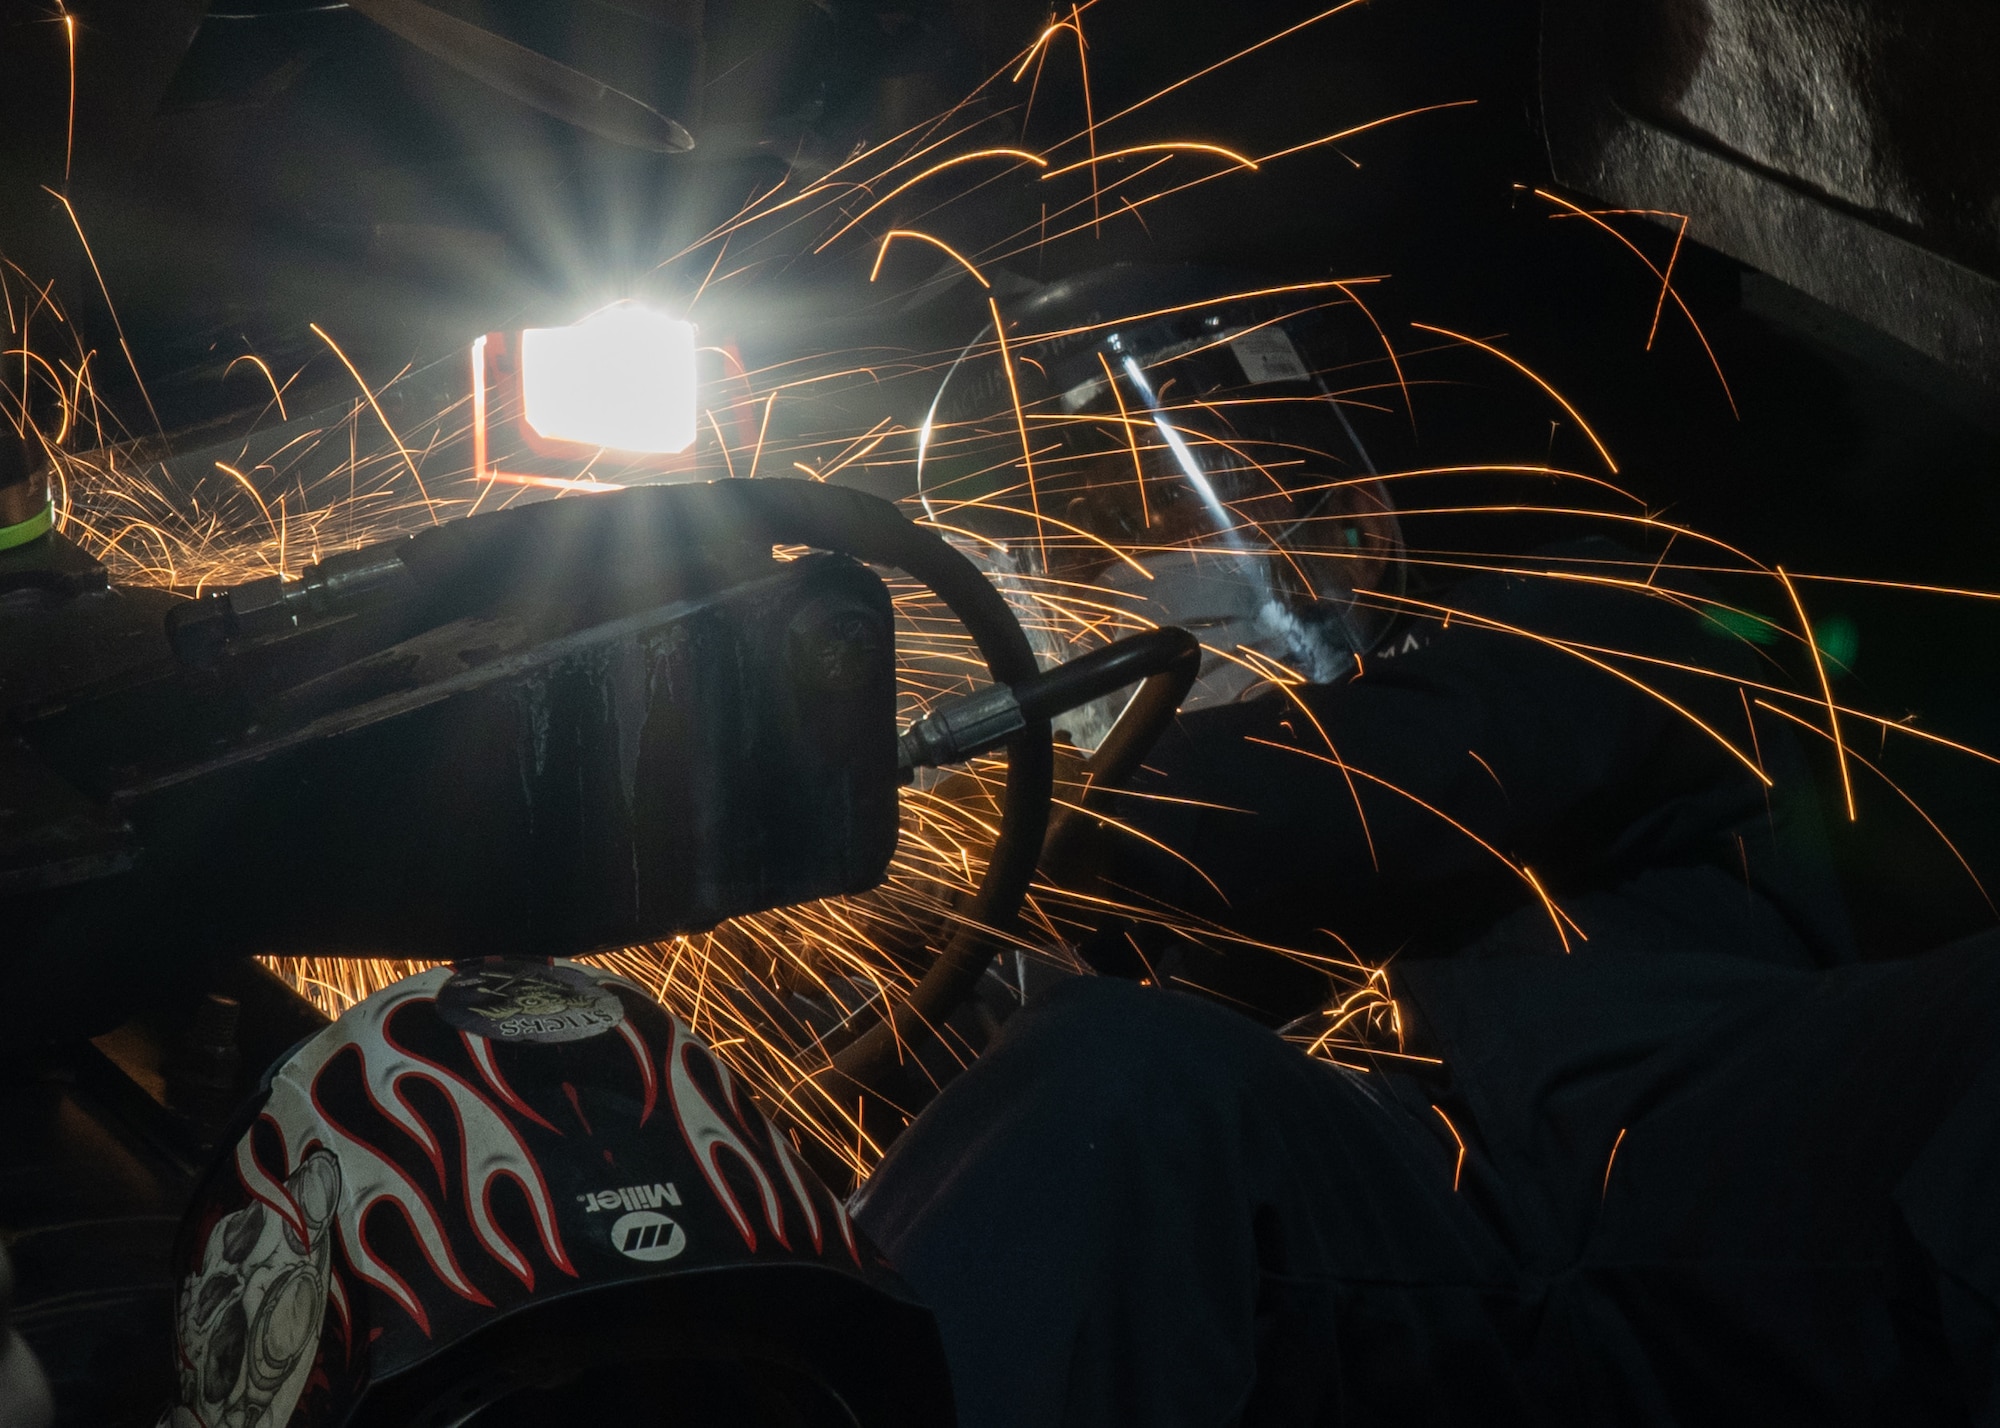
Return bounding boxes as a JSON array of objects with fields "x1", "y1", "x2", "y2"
[
  {"x1": 0, "y1": 486, "x2": 900, "y2": 1037},
  {"x1": 1541, "y1": 0, "x2": 2000, "y2": 402}
]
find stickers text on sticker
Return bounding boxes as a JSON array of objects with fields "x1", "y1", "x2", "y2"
[
  {"x1": 578, "y1": 1181, "x2": 682, "y2": 1214},
  {"x1": 492, "y1": 1008, "x2": 619, "y2": 1038},
  {"x1": 1230, "y1": 326, "x2": 1311, "y2": 385}
]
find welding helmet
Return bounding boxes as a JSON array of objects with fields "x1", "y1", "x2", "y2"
[
  {"x1": 160, "y1": 958, "x2": 952, "y2": 1427},
  {"x1": 917, "y1": 265, "x2": 1404, "y2": 739}
]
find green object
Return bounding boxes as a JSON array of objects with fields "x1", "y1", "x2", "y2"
[
  {"x1": 1814, "y1": 615, "x2": 1860, "y2": 674},
  {"x1": 1702, "y1": 602, "x2": 1859, "y2": 675},
  {"x1": 0, "y1": 499, "x2": 52, "y2": 552},
  {"x1": 1700, "y1": 603, "x2": 1781, "y2": 645}
]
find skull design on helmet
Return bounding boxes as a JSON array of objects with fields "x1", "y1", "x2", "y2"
[{"x1": 166, "y1": 1150, "x2": 341, "y2": 1428}]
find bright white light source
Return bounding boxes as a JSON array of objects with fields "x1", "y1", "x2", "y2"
[{"x1": 520, "y1": 303, "x2": 696, "y2": 454}]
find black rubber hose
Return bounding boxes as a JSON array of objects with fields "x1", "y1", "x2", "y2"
[
  {"x1": 1075, "y1": 628, "x2": 1201, "y2": 787},
  {"x1": 674, "y1": 480, "x2": 1055, "y2": 1090},
  {"x1": 1038, "y1": 628, "x2": 1201, "y2": 877},
  {"x1": 1013, "y1": 626, "x2": 1201, "y2": 730}
]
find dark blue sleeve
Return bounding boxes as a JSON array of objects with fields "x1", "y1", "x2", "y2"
[{"x1": 1099, "y1": 540, "x2": 1853, "y2": 966}]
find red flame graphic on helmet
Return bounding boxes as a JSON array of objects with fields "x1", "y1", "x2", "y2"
[
  {"x1": 236, "y1": 969, "x2": 574, "y2": 1334},
  {"x1": 657, "y1": 1017, "x2": 861, "y2": 1263}
]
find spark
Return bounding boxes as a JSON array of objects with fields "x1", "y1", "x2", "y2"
[
  {"x1": 816, "y1": 149, "x2": 1049, "y2": 252},
  {"x1": 1776, "y1": 565, "x2": 1855, "y2": 821},
  {"x1": 1245, "y1": 735, "x2": 1586, "y2": 952},
  {"x1": 704, "y1": 409, "x2": 739, "y2": 480},
  {"x1": 989, "y1": 295, "x2": 1048, "y2": 573},
  {"x1": 1040, "y1": 141, "x2": 1259, "y2": 179},
  {"x1": 1019, "y1": 277, "x2": 1382, "y2": 345},
  {"x1": 747, "y1": 391, "x2": 778, "y2": 480},
  {"x1": 1096, "y1": 351, "x2": 1150, "y2": 526},
  {"x1": 61, "y1": 8, "x2": 76, "y2": 184},
  {"x1": 1008, "y1": 8, "x2": 1093, "y2": 83},
  {"x1": 1094, "y1": 0, "x2": 1368, "y2": 130},
  {"x1": 1529, "y1": 189, "x2": 1735, "y2": 416},
  {"x1": 214, "y1": 463, "x2": 280, "y2": 555},
  {"x1": 479, "y1": 472, "x2": 625, "y2": 493},
  {"x1": 1433, "y1": 1104, "x2": 1467, "y2": 1191},
  {"x1": 310, "y1": 323, "x2": 439, "y2": 525},
  {"x1": 225, "y1": 353, "x2": 291, "y2": 420},
  {"x1": 940, "y1": 496, "x2": 1154, "y2": 581},
  {"x1": 1787, "y1": 571, "x2": 2000, "y2": 602},
  {"x1": 1328, "y1": 280, "x2": 1414, "y2": 432},
  {"x1": 1254, "y1": 101, "x2": 1482, "y2": 166},
  {"x1": 1014, "y1": 104, "x2": 1475, "y2": 259},
  {"x1": 1068, "y1": 4, "x2": 1100, "y2": 234},
  {"x1": 43, "y1": 186, "x2": 164, "y2": 441},
  {"x1": 869, "y1": 229, "x2": 991, "y2": 288},
  {"x1": 1466, "y1": 749, "x2": 1507, "y2": 799},
  {"x1": 1648, "y1": 216, "x2": 1688, "y2": 350},
  {"x1": 688, "y1": 233, "x2": 734, "y2": 311},
  {"x1": 1521, "y1": 866, "x2": 1584, "y2": 952},
  {"x1": 1755, "y1": 700, "x2": 1996, "y2": 919},
  {"x1": 1365, "y1": 587, "x2": 1773, "y2": 787},
  {"x1": 1409, "y1": 321, "x2": 1618, "y2": 474}
]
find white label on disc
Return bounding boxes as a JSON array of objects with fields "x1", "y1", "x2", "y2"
[{"x1": 1230, "y1": 327, "x2": 1311, "y2": 385}]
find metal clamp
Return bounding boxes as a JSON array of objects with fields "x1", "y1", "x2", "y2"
[{"x1": 897, "y1": 684, "x2": 1026, "y2": 771}]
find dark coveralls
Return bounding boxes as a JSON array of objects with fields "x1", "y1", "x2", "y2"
[{"x1": 854, "y1": 543, "x2": 2000, "y2": 1426}]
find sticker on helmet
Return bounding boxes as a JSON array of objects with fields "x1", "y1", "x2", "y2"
[
  {"x1": 437, "y1": 960, "x2": 626, "y2": 1043},
  {"x1": 610, "y1": 1210, "x2": 687, "y2": 1262},
  {"x1": 175, "y1": 1149, "x2": 341, "y2": 1428},
  {"x1": 577, "y1": 1181, "x2": 681, "y2": 1214},
  {"x1": 1229, "y1": 326, "x2": 1310, "y2": 385}
]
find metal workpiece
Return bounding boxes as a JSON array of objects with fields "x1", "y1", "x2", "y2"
[
  {"x1": 166, "y1": 480, "x2": 776, "y2": 676},
  {"x1": 164, "y1": 548, "x2": 416, "y2": 665},
  {"x1": 9, "y1": 554, "x2": 899, "y2": 974},
  {"x1": 0, "y1": 484, "x2": 905, "y2": 1035}
]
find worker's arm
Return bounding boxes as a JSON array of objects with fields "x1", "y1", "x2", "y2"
[{"x1": 1100, "y1": 539, "x2": 1850, "y2": 963}]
